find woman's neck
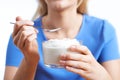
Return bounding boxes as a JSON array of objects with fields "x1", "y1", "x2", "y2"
[
  {"x1": 43, "y1": 8, "x2": 82, "y2": 31},
  {"x1": 42, "y1": 8, "x2": 83, "y2": 39}
]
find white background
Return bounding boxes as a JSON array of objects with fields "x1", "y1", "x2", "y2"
[{"x1": 0, "y1": 0, "x2": 120, "y2": 79}]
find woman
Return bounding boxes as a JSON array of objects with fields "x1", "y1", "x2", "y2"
[{"x1": 4, "y1": 0, "x2": 120, "y2": 80}]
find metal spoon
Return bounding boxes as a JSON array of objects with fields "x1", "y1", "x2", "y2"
[{"x1": 10, "y1": 22, "x2": 62, "y2": 32}]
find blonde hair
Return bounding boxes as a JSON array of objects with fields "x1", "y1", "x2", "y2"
[{"x1": 32, "y1": 0, "x2": 88, "y2": 20}]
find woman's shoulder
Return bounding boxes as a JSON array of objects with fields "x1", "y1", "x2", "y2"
[
  {"x1": 84, "y1": 14, "x2": 104, "y2": 22},
  {"x1": 83, "y1": 14, "x2": 115, "y2": 34},
  {"x1": 82, "y1": 14, "x2": 117, "y2": 43},
  {"x1": 33, "y1": 17, "x2": 42, "y2": 28},
  {"x1": 84, "y1": 14, "x2": 105, "y2": 26},
  {"x1": 33, "y1": 17, "x2": 47, "y2": 41}
]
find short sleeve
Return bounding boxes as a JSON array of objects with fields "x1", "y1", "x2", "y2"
[
  {"x1": 98, "y1": 21, "x2": 120, "y2": 63},
  {"x1": 6, "y1": 35, "x2": 23, "y2": 67}
]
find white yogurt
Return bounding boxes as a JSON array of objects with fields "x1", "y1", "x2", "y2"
[{"x1": 42, "y1": 38, "x2": 80, "y2": 68}]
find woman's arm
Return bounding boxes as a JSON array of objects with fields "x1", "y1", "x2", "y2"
[
  {"x1": 101, "y1": 59, "x2": 120, "y2": 80},
  {"x1": 4, "y1": 57, "x2": 39, "y2": 80},
  {"x1": 4, "y1": 66, "x2": 18, "y2": 80},
  {"x1": 59, "y1": 45, "x2": 118, "y2": 80},
  {"x1": 14, "y1": 57, "x2": 39, "y2": 80},
  {"x1": 4, "y1": 16, "x2": 40, "y2": 80}
]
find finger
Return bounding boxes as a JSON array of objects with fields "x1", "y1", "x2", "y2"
[
  {"x1": 66, "y1": 66, "x2": 87, "y2": 78},
  {"x1": 69, "y1": 45, "x2": 92, "y2": 55},
  {"x1": 16, "y1": 29, "x2": 37, "y2": 48},
  {"x1": 60, "y1": 53, "x2": 88, "y2": 62},
  {"x1": 16, "y1": 33, "x2": 37, "y2": 51},
  {"x1": 19, "y1": 33, "x2": 37, "y2": 49},
  {"x1": 19, "y1": 26, "x2": 38, "y2": 34},
  {"x1": 60, "y1": 60, "x2": 90, "y2": 71},
  {"x1": 27, "y1": 34, "x2": 37, "y2": 42},
  {"x1": 13, "y1": 26, "x2": 36, "y2": 45},
  {"x1": 12, "y1": 16, "x2": 23, "y2": 37},
  {"x1": 13, "y1": 30, "x2": 22, "y2": 45},
  {"x1": 16, "y1": 16, "x2": 23, "y2": 21},
  {"x1": 12, "y1": 20, "x2": 34, "y2": 38},
  {"x1": 24, "y1": 34, "x2": 37, "y2": 52},
  {"x1": 19, "y1": 32, "x2": 37, "y2": 49}
]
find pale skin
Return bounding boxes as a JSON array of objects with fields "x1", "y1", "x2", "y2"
[{"x1": 4, "y1": 0, "x2": 120, "y2": 80}]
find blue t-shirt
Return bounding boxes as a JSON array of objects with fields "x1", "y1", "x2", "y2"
[{"x1": 6, "y1": 14, "x2": 120, "y2": 80}]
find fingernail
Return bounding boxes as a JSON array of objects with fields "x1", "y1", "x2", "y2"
[
  {"x1": 66, "y1": 66, "x2": 71, "y2": 70},
  {"x1": 70, "y1": 45, "x2": 77, "y2": 51},
  {"x1": 35, "y1": 34, "x2": 37, "y2": 39},
  {"x1": 36, "y1": 29, "x2": 39, "y2": 33},
  {"x1": 34, "y1": 29, "x2": 39, "y2": 33},
  {"x1": 71, "y1": 45, "x2": 76, "y2": 49},
  {"x1": 31, "y1": 22, "x2": 34, "y2": 25},
  {"x1": 59, "y1": 60, "x2": 66, "y2": 64},
  {"x1": 60, "y1": 54, "x2": 66, "y2": 59}
]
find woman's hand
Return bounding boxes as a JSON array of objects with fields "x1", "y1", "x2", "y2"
[
  {"x1": 60, "y1": 45, "x2": 112, "y2": 80},
  {"x1": 12, "y1": 16, "x2": 40, "y2": 63}
]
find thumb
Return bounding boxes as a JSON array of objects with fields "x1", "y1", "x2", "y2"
[{"x1": 16, "y1": 16, "x2": 23, "y2": 21}]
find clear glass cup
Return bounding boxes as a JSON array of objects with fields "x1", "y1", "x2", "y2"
[{"x1": 42, "y1": 39, "x2": 81, "y2": 68}]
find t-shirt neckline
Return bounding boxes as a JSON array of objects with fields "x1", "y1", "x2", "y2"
[{"x1": 39, "y1": 14, "x2": 86, "y2": 41}]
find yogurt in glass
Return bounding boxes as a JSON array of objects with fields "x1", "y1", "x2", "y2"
[{"x1": 42, "y1": 38, "x2": 80, "y2": 68}]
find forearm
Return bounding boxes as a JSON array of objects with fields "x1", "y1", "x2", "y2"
[
  {"x1": 13, "y1": 57, "x2": 39, "y2": 80},
  {"x1": 101, "y1": 60, "x2": 120, "y2": 80}
]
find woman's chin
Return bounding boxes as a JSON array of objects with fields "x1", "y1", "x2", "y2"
[
  {"x1": 50, "y1": 2, "x2": 73, "y2": 12},
  {"x1": 51, "y1": 1, "x2": 67, "y2": 9},
  {"x1": 52, "y1": 5, "x2": 67, "y2": 11},
  {"x1": 46, "y1": 0, "x2": 76, "y2": 12}
]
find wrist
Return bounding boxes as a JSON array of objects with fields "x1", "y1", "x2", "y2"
[
  {"x1": 105, "y1": 74, "x2": 112, "y2": 80},
  {"x1": 99, "y1": 68, "x2": 113, "y2": 80},
  {"x1": 24, "y1": 52, "x2": 40, "y2": 65}
]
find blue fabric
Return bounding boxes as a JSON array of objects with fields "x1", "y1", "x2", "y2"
[{"x1": 6, "y1": 14, "x2": 120, "y2": 80}]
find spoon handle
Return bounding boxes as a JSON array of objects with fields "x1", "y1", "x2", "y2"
[{"x1": 10, "y1": 22, "x2": 62, "y2": 32}]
